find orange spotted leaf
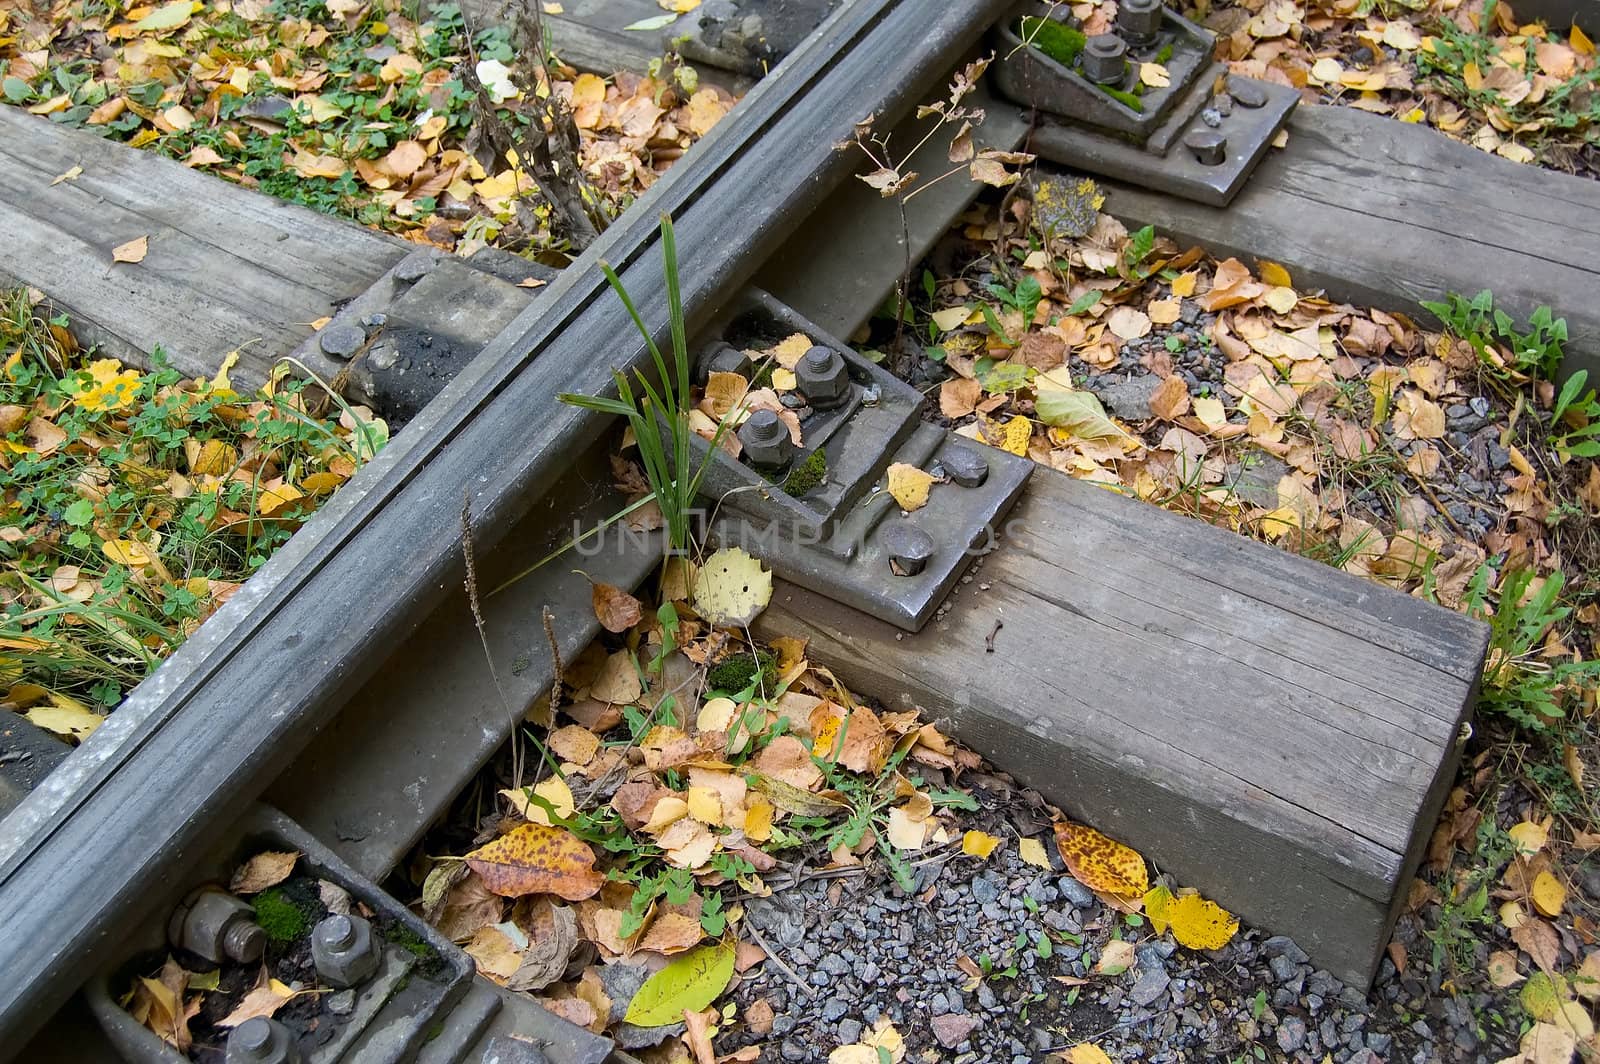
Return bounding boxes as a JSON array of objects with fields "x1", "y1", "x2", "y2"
[
  {"x1": 1053, "y1": 822, "x2": 1148, "y2": 896},
  {"x1": 465, "y1": 824, "x2": 605, "y2": 901}
]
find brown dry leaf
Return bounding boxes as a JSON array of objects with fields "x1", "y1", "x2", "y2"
[
  {"x1": 229, "y1": 851, "x2": 299, "y2": 894},
  {"x1": 592, "y1": 650, "x2": 642, "y2": 704},
  {"x1": 548, "y1": 724, "x2": 601, "y2": 767},
  {"x1": 592, "y1": 583, "x2": 643, "y2": 633},
  {"x1": 940, "y1": 377, "x2": 981, "y2": 419},
  {"x1": 129, "y1": 957, "x2": 198, "y2": 1051},
  {"x1": 1107, "y1": 305, "x2": 1152, "y2": 341},
  {"x1": 112, "y1": 235, "x2": 149, "y2": 264},
  {"x1": 752, "y1": 734, "x2": 823, "y2": 791},
  {"x1": 1093, "y1": 939, "x2": 1136, "y2": 976},
  {"x1": 465, "y1": 824, "x2": 605, "y2": 901},
  {"x1": 658, "y1": 818, "x2": 717, "y2": 869},
  {"x1": 810, "y1": 701, "x2": 891, "y2": 775},
  {"x1": 745, "y1": 997, "x2": 776, "y2": 1035},
  {"x1": 1392, "y1": 389, "x2": 1446, "y2": 440},
  {"x1": 1487, "y1": 950, "x2": 1524, "y2": 988},
  {"x1": 1512, "y1": 916, "x2": 1562, "y2": 974},
  {"x1": 1149, "y1": 375, "x2": 1190, "y2": 421},
  {"x1": 1053, "y1": 822, "x2": 1148, "y2": 896}
]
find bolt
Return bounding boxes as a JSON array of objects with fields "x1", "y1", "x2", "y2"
[
  {"x1": 1116, "y1": 0, "x2": 1164, "y2": 45},
  {"x1": 317, "y1": 322, "x2": 365, "y2": 361},
  {"x1": 311, "y1": 913, "x2": 380, "y2": 989},
  {"x1": 393, "y1": 253, "x2": 434, "y2": 284},
  {"x1": 698, "y1": 341, "x2": 753, "y2": 384},
  {"x1": 737, "y1": 409, "x2": 795, "y2": 470},
  {"x1": 226, "y1": 1017, "x2": 301, "y2": 1064},
  {"x1": 939, "y1": 445, "x2": 990, "y2": 489},
  {"x1": 1226, "y1": 74, "x2": 1269, "y2": 108},
  {"x1": 1079, "y1": 34, "x2": 1128, "y2": 85},
  {"x1": 1184, "y1": 129, "x2": 1228, "y2": 165},
  {"x1": 169, "y1": 888, "x2": 266, "y2": 966},
  {"x1": 880, "y1": 522, "x2": 935, "y2": 578},
  {"x1": 795, "y1": 346, "x2": 850, "y2": 409}
]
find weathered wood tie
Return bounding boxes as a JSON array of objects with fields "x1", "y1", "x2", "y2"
[{"x1": 756, "y1": 466, "x2": 1488, "y2": 987}]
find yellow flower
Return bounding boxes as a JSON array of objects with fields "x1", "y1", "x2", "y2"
[{"x1": 73, "y1": 359, "x2": 143, "y2": 413}]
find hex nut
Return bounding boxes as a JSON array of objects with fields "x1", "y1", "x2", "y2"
[
  {"x1": 169, "y1": 888, "x2": 266, "y2": 966},
  {"x1": 698, "y1": 341, "x2": 753, "y2": 384},
  {"x1": 881, "y1": 522, "x2": 935, "y2": 577},
  {"x1": 311, "y1": 913, "x2": 380, "y2": 989},
  {"x1": 1184, "y1": 129, "x2": 1228, "y2": 166},
  {"x1": 1116, "y1": 0, "x2": 1164, "y2": 44},
  {"x1": 225, "y1": 1017, "x2": 301, "y2": 1064},
  {"x1": 939, "y1": 445, "x2": 990, "y2": 489},
  {"x1": 795, "y1": 346, "x2": 850, "y2": 409},
  {"x1": 1079, "y1": 34, "x2": 1129, "y2": 85},
  {"x1": 738, "y1": 409, "x2": 795, "y2": 470}
]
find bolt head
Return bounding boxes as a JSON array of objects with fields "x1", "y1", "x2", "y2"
[
  {"x1": 699, "y1": 341, "x2": 753, "y2": 384},
  {"x1": 318, "y1": 322, "x2": 365, "y2": 360},
  {"x1": 794, "y1": 347, "x2": 850, "y2": 409},
  {"x1": 881, "y1": 522, "x2": 935, "y2": 577},
  {"x1": 938, "y1": 445, "x2": 989, "y2": 489},
  {"x1": 318, "y1": 914, "x2": 357, "y2": 950},
  {"x1": 311, "y1": 913, "x2": 379, "y2": 989},
  {"x1": 738, "y1": 410, "x2": 794, "y2": 469},
  {"x1": 1183, "y1": 129, "x2": 1228, "y2": 166},
  {"x1": 1080, "y1": 34, "x2": 1130, "y2": 85},
  {"x1": 1116, "y1": 0, "x2": 1164, "y2": 40},
  {"x1": 236, "y1": 1018, "x2": 274, "y2": 1052}
]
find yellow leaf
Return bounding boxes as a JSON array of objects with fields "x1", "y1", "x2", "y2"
[
  {"x1": 1263, "y1": 286, "x2": 1298, "y2": 314},
  {"x1": 1573, "y1": 24, "x2": 1595, "y2": 56},
  {"x1": 50, "y1": 165, "x2": 83, "y2": 186},
  {"x1": 502, "y1": 775, "x2": 574, "y2": 825},
  {"x1": 1257, "y1": 261, "x2": 1292, "y2": 287},
  {"x1": 112, "y1": 235, "x2": 149, "y2": 264},
  {"x1": 258, "y1": 481, "x2": 304, "y2": 517},
  {"x1": 1510, "y1": 819, "x2": 1549, "y2": 856},
  {"x1": 886, "y1": 462, "x2": 935, "y2": 511},
  {"x1": 1170, "y1": 271, "x2": 1198, "y2": 298},
  {"x1": 1139, "y1": 62, "x2": 1171, "y2": 88},
  {"x1": 1061, "y1": 1047, "x2": 1114, "y2": 1064},
  {"x1": 691, "y1": 547, "x2": 773, "y2": 627},
  {"x1": 1144, "y1": 885, "x2": 1239, "y2": 949},
  {"x1": 772, "y1": 368, "x2": 797, "y2": 391},
  {"x1": 25, "y1": 694, "x2": 105, "y2": 742},
  {"x1": 743, "y1": 796, "x2": 774, "y2": 843},
  {"x1": 1531, "y1": 871, "x2": 1566, "y2": 917},
  {"x1": 687, "y1": 786, "x2": 723, "y2": 826},
  {"x1": 1463, "y1": 61, "x2": 1483, "y2": 91},
  {"x1": 931, "y1": 305, "x2": 971, "y2": 332},
  {"x1": 1054, "y1": 822, "x2": 1148, "y2": 896},
  {"x1": 769, "y1": 332, "x2": 814, "y2": 369},
  {"x1": 998, "y1": 416, "x2": 1032, "y2": 455},
  {"x1": 464, "y1": 823, "x2": 605, "y2": 900},
  {"x1": 659, "y1": 0, "x2": 700, "y2": 11},
  {"x1": 962, "y1": 830, "x2": 1002, "y2": 859},
  {"x1": 103, "y1": 538, "x2": 159, "y2": 567},
  {"x1": 1018, "y1": 837, "x2": 1052, "y2": 870}
]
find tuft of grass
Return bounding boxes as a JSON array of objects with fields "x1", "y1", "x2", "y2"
[
  {"x1": 1464, "y1": 565, "x2": 1600, "y2": 732},
  {"x1": 558, "y1": 214, "x2": 733, "y2": 556}
]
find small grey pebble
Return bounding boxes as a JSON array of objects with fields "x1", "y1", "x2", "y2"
[
  {"x1": 326, "y1": 989, "x2": 355, "y2": 1016},
  {"x1": 836, "y1": 1019, "x2": 862, "y2": 1045},
  {"x1": 1200, "y1": 107, "x2": 1223, "y2": 127}
]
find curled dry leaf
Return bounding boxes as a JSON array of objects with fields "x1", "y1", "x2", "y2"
[
  {"x1": 592, "y1": 583, "x2": 643, "y2": 633},
  {"x1": 465, "y1": 823, "x2": 605, "y2": 901},
  {"x1": 229, "y1": 850, "x2": 300, "y2": 895}
]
